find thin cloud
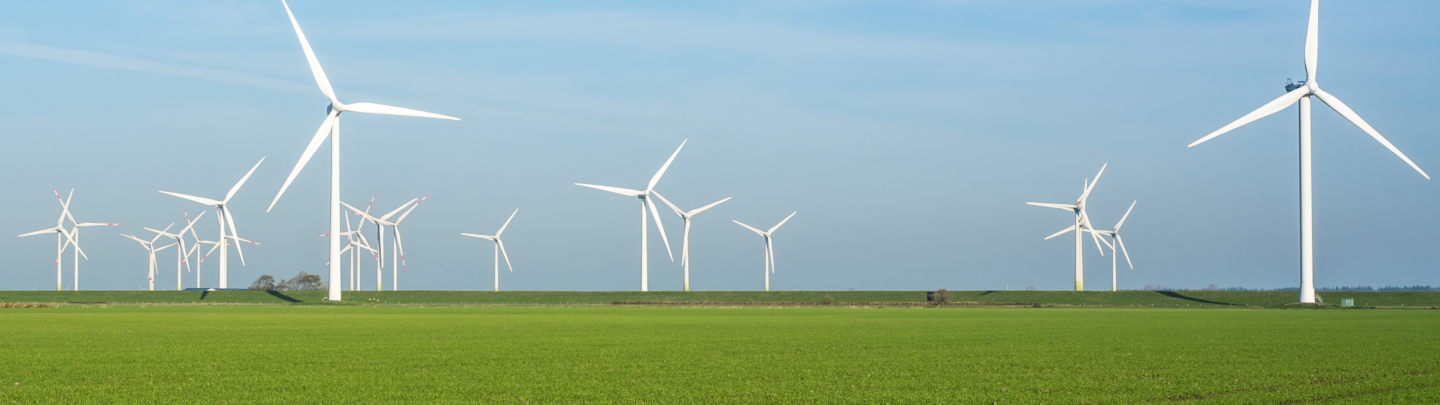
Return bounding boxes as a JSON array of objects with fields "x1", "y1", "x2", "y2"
[{"x1": 0, "y1": 40, "x2": 310, "y2": 93}]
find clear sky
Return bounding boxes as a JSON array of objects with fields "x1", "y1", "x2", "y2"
[{"x1": 1, "y1": 0, "x2": 1437, "y2": 292}]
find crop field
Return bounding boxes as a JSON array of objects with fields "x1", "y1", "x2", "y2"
[{"x1": 1, "y1": 306, "x2": 1439, "y2": 404}]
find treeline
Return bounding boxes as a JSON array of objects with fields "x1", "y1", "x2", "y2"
[{"x1": 247, "y1": 272, "x2": 326, "y2": 291}]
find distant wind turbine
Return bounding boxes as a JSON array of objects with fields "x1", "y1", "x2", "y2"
[
  {"x1": 145, "y1": 211, "x2": 207, "y2": 291},
  {"x1": 1087, "y1": 201, "x2": 1136, "y2": 292},
  {"x1": 17, "y1": 189, "x2": 86, "y2": 291},
  {"x1": 1027, "y1": 164, "x2": 1109, "y2": 291},
  {"x1": 121, "y1": 231, "x2": 176, "y2": 291},
  {"x1": 268, "y1": 0, "x2": 460, "y2": 302},
  {"x1": 461, "y1": 209, "x2": 518, "y2": 291},
  {"x1": 653, "y1": 192, "x2": 730, "y2": 291},
  {"x1": 161, "y1": 158, "x2": 264, "y2": 289},
  {"x1": 733, "y1": 212, "x2": 797, "y2": 292},
  {"x1": 1187, "y1": 0, "x2": 1428, "y2": 304},
  {"x1": 575, "y1": 140, "x2": 685, "y2": 292}
]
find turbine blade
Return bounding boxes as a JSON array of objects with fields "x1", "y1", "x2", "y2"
[
  {"x1": 1090, "y1": 228, "x2": 1107, "y2": 256},
  {"x1": 496, "y1": 209, "x2": 518, "y2": 237},
  {"x1": 1078, "y1": 163, "x2": 1107, "y2": 202},
  {"x1": 767, "y1": 212, "x2": 797, "y2": 234},
  {"x1": 1313, "y1": 88, "x2": 1429, "y2": 179},
  {"x1": 1305, "y1": 0, "x2": 1319, "y2": 81},
  {"x1": 1115, "y1": 201, "x2": 1137, "y2": 231},
  {"x1": 380, "y1": 199, "x2": 417, "y2": 221},
  {"x1": 689, "y1": 197, "x2": 731, "y2": 216},
  {"x1": 269, "y1": 110, "x2": 338, "y2": 212},
  {"x1": 1026, "y1": 202, "x2": 1077, "y2": 211},
  {"x1": 18, "y1": 228, "x2": 59, "y2": 238},
  {"x1": 342, "y1": 102, "x2": 459, "y2": 121},
  {"x1": 1117, "y1": 235, "x2": 1133, "y2": 269},
  {"x1": 1189, "y1": 88, "x2": 1307, "y2": 147},
  {"x1": 160, "y1": 191, "x2": 222, "y2": 207},
  {"x1": 1044, "y1": 225, "x2": 1076, "y2": 240},
  {"x1": 497, "y1": 239, "x2": 513, "y2": 272},
  {"x1": 224, "y1": 157, "x2": 265, "y2": 203},
  {"x1": 280, "y1": 0, "x2": 339, "y2": 105},
  {"x1": 647, "y1": 139, "x2": 687, "y2": 191},
  {"x1": 575, "y1": 183, "x2": 644, "y2": 197},
  {"x1": 341, "y1": 201, "x2": 381, "y2": 222},
  {"x1": 733, "y1": 220, "x2": 766, "y2": 236},
  {"x1": 395, "y1": 194, "x2": 428, "y2": 223},
  {"x1": 647, "y1": 198, "x2": 674, "y2": 261},
  {"x1": 461, "y1": 233, "x2": 496, "y2": 240},
  {"x1": 223, "y1": 207, "x2": 246, "y2": 266},
  {"x1": 650, "y1": 191, "x2": 685, "y2": 217}
]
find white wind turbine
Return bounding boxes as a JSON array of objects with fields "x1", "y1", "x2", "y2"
[
  {"x1": 145, "y1": 211, "x2": 207, "y2": 291},
  {"x1": 575, "y1": 140, "x2": 685, "y2": 292},
  {"x1": 161, "y1": 158, "x2": 264, "y2": 289},
  {"x1": 461, "y1": 209, "x2": 518, "y2": 291},
  {"x1": 121, "y1": 231, "x2": 177, "y2": 291},
  {"x1": 343, "y1": 196, "x2": 423, "y2": 291},
  {"x1": 1027, "y1": 164, "x2": 1109, "y2": 291},
  {"x1": 1188, "y1": 0, "x2": 1428, "y2": 304},
  {"x1": 1086, "y1": 201, "x2": 1136, "y2": 292},
  {"x1": 320, "y1": 209, "x2": 377, "y2": 291},
  {"x1": 653, "y1": 193, "x2": 730, "y2": 291},
  {"x1": 733, "y1": 212, "x2": 797, "y2": 292},
  {"x1": 17, "y1": 189, "x2": 86, "y2": 291},
  {"x1": 38, "y1": 189, "x2": 121, "y2": 291},
  {"x1": 269, "y1": 0, "x2": 460, "y2": 302}
]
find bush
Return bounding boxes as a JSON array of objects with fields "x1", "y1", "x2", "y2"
[
  {"x1": 249, "y1": 275, "x2": 277, "y2": 291},
  {"x1": 276, "y1": 272, "x2": 326, "y2": 291},
  {"x1": 820, "y1": 295, "x2": 834, "y2": 305},
  {"x1": 933, "y1": 289, "x2": 953, "y2": 305}
]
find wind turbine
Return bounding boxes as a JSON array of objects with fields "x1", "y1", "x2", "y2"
[
  {"x1": 320, "y1": 209, "x2": 377, "y2": 291},
  {"x1": 1027, "y1": 164, "x2": 1109, "y2": 291},
  {"x1": 574, "y1": 140, "x2": 684, "y2": 291},
  {"x1": 1188, "y1": 0, "x2": 1428, "y2": 304},
  {"x1": 44, "y1": 189, "x2": 121, "y2": 291},
  {"x1": 1087, "y1": 201, "x2": 1136, "y2": 292},
  {"x1": 268, "y1": 0, "x2": 460, "y2": 302},
  {"x1": 18, "y1": 189, "x2": 85, "y2": 290},
  {"x1": 342, "y1": 196, "x2": 419, "y2": 291},
  {"x1": 653, "y1": 193, "x2": 730, "y2": 291},
  {"x1": 161, "y1": 158, "x2": 264, "y2": 289},
  {"x1": 121, "y1": 231, "x2": 176, "y2": 291},
  {"x1": 388, "y1": 195, "x2": 428, "y2": 290},
  {"x1": 461, "y1": 209, "x2": 518, "y2": 291},
  {"x1": 145, "y1": 211, "x2": 207, "y2": 291},
  {"x1": 733, "y1": 212, "x2": 797, "y2": 292}
]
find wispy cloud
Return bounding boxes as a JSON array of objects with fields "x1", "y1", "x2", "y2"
[{"x1": 0, "y1": 40, "x2": 309, "y2": 93}]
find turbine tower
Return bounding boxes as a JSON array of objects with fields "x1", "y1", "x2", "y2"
[
  {"x1": 1087, "y1": 201, "x2": 1136, "y2": 292},
  {"x1": 653, "y1": 193, "x2": 730, "y2": 291},
  {"x1": 161, "y1": 158, "x2": 264, "y2": 289},
  {"x1": 1188, "y1": 0, "x2": 1428, "y2": 304},
  {"x1": 574, "y1": 140, "x2": 685, "y2": 291},
  {"x1": 461, "y1": 209, "x2": 518, "y2": 291},
  {"x1": 733, "y1": 212, "x2": 797, "y2": 292},
  {"x1": 1027, "y1": 164, "x2": 1109, "y2": 291},
  {"x1": 269, "y1": 0, "x2": 460, "y2": 302},
  {"x1": 18, "y1": 189, "x2": 85, "y2": 291}
]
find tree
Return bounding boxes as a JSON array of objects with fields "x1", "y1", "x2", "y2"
[
  {"x1": 249, "y1": 275, "x2": 276, "y2": 291},
  {"x1": 276, "y1": 272, "x2": 326, "y2": 291}
]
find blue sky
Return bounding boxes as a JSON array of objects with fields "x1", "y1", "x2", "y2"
[{"x1": 1, "y1": 0, "x2": 1437, "y2": 292}]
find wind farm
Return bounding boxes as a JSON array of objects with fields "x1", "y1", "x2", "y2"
[{"x1": 2, "y1": 0, "x2": 1439, "y2": 403}]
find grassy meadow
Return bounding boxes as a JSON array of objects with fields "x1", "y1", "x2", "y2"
[{"x1": 1, "y1": 305, "x2": 1438, "y2": 404}]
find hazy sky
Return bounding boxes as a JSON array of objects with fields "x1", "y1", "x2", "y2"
[{"x1": 1, "y1": 0, "x2": 1437, "y2": 292}]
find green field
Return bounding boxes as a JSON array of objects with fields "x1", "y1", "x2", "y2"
[
  {"x1": 2, "y1": 305, "x2": 1438, "y2": 403},
  {"x1": 3, "y1": 289, "x2": 1440, "y2": 308}
]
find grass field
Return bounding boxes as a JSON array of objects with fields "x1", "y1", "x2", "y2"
[
  {"x1": 1, "y1": 305, "x2": 1438, "y2": 404},
  {"x1": 2, "y1": 289, "x2": 1439, "y2": 308}
]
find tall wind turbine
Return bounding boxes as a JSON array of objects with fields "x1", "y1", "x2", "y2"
[
  {"x1": 121, "y1": 231, "x2": 176, "y2": 291},
  {"x1": 1087, "y1": 201, "x2": 1136, "y2": 292},
  {"x1": 575, "y1": 140, "x2": 685, "y2": 291},
  {"x1": 733, "y1": 212, "x2": 797, "y2": 292},
  {"x1": 269, "y1": 0, "x2": 460, "y2": 302},
  {"x1": 18, "y1": 189, "x2": 85, "y2": 290},
  {"x1": 146, "y1": 211, "x2": 207, "y2": 291},
  {"x1": 161, "y1": 158, "x2": 264, "y2": 289},
  {"x1": 1027, "y1": 164, "x2": 1109, "y2": 291},
  {"x1": 653, "y1": 193, "x2": 730, "y2": 291},
  {"x1": 461, "y1": 209, "x2": 518, "y2": 291},
  {"x1": 1188, "y1": 0, "x2": 1428, "y2": 304}
]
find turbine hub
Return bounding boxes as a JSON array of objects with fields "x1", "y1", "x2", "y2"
[{"x1": 1285, "y1": 80, "x2": 1308, "y2": 92}]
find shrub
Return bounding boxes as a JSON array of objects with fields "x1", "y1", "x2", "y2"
[
  {"x1": 933, "y1": 289, "x2": 953, "y2": 305},
  {"x1": 276, "y1": 272, "x2": 326, "y2": 291},
  {"x1": 249, "y1": 275, "x2": 277, "y2": 291},
  {"x1": 820, "y1": 295, "x2": 834, "y2": 305}
]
